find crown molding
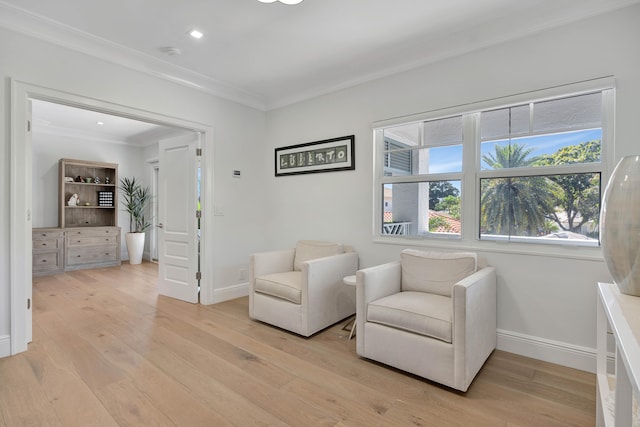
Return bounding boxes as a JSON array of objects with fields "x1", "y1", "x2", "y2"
[{"x1": 0, "y1": 1, "x2": 267, "y2": 111}]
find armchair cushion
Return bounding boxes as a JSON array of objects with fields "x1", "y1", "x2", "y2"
[
  {"x1": 254, "y1": 271, "x2": 302, "y2": 304},
  {"x1": 293, "y1": 240, "x2": 344, "y2": 271},
  {"x1": 368, "y1": 291, "x2": 452, "y2": 343},
  {"x1": 401, "y1": 250, "x2": 477, "y2": 296}
]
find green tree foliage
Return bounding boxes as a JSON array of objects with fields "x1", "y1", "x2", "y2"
[
  {"x1": 535, "y1": 140, "x2": 601, "y2": 232},
  {"x1": 435, "y1": 195, "x2": 461, "y2": 219},
  {"x1": 429, "y1": 181, "x2": 459, "y2": 209},
  {"x1": 480, "y1": 143, "x2": 553, "y2": 236}
]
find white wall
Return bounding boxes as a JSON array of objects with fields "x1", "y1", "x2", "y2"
[
  {"x1": 0, "y1": 27, "x2": 268, "y2": 350},
  {"x1": 261, "y1": 5, "x2": 640, "y2": 371}
]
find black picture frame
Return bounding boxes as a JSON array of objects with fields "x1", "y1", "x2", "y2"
[{"x1": 275, "y1": 135, "x2": 355, "y2": 177}]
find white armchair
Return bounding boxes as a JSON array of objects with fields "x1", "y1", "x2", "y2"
[
  {"x1": 249, "y1": 240, "x2": 359, "y2": 337},
  {"x1": 356, "y1": 249, "x2": 496, "y2": 392}
]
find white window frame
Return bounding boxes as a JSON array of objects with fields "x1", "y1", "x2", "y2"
[{"x1": 372, "y1": 77, "x2": 615, "y2": 257}]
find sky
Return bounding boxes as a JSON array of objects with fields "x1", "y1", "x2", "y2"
[{"x1": 427, "y1": 128, "x2": 602, "y2": 174}]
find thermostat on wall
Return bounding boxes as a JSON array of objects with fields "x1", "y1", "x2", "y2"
[{"x1": 232, "y1": 170, "x2": 241, "y2": 178}]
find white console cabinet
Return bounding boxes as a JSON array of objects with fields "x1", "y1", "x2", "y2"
[{"x1": 597, "y1": 282, "x2": 640, "y2": 427}]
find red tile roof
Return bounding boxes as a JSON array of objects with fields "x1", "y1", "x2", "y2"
[{"x1": 382, "y1": 210, "x2": 461, "y2": 233}]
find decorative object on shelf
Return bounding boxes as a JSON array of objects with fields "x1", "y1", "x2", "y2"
[
  {"x1": 275, "y1": 135, "x2": 355, "y2": 176},
  {"x1": 94, "y1": 176, "x2": 100, "y2": 184},
  {"x1": 64, "y1": 176, "x2": 74, "y2": 182},
  {"x1": 75, "y1": 175, "x2": 82, "y2": 182},
  {"x1": 105, "y1": 176, "x2": 110, "y2": 184},
  {"x1": 67, "y1": 194, "x2": 79, "y2": 206},
  {"x1": 98, "y1": 191, "x2": 114, "y2": 207},
  {"x1": 600, "y1": 155, "x2": 640, "y2": 296},
  {"x1": 83, "y1": 177, "x2": 93, "y2": 183},
  {"x1": 119, "y1": 176, "x2": 152, "y2": 264}
]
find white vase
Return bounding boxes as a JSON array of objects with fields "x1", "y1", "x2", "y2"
[
  {"x1": 125, "y1": 232, "x2": 145, "y2": 265},
  {"x1": 600, "y1": 155, "x2": 640, "y2": 296}
]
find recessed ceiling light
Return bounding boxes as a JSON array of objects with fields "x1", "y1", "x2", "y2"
[
  {"x1": 189, "y1": 29, "x2": 203, "y2": 39},
  {"x1": 96, "y1": 121, "x2": 104, "y2": 126},
  {"x1": 159, "y1": 46, "x2": 182, "y2": 56},
  {"x1": 258, "y1": 0, "x2": 303, "y2": 4}
]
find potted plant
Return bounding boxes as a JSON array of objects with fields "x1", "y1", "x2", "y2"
[{"x1": 119, "y1": 176, "x2": 151, "y2": 264}]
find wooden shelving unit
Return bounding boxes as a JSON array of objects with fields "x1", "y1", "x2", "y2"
[{"x1": 59, "y1": 158, "x2": 118, "y2": 228}]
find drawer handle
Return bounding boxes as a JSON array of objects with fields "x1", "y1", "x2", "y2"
[
  {"x1": 41, "y1": 243, "x2": 47, "y2": 246},
  {"x1": 77, "y1": 240, "x2": 82, "y2": 243},
  {"x1": 77, "y1": 255, "x2": 81, "y2": 258},
  {"x1": 41, "y1": 260, "x2": 47, "y2": 263},
  {"x1": 41, "y1": 233, "x2": 47, "y2": 237}
]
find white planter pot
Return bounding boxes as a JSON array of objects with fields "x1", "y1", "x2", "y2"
[{"x1": 125, "y1": 232, "x2": 145, "y2": 265}]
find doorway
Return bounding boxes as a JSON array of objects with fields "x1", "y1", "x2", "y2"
[{"x1": 10, "y1": 80, "x2": 214, "y2": 355}]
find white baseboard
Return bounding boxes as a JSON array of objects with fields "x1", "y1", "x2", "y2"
[
  {"x1": 497, "y1": 329, "x2": 598, "y2": 373},
  {"x1": 0, "y1": 335, "x2": 11, "y2": 358},
  {"x1": 210, "y1": 282, "x2": 249, "y2": 304}
]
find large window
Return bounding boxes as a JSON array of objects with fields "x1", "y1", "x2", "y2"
[{"x1": 373, "y1": 80, "x2": 613, "y2": 248}]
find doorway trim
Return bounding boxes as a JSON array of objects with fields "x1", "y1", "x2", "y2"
[{"x1": 10, "y1": 79, "x2": 215, "y2": 355}]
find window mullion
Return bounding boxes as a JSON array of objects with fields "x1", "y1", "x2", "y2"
[{"x1": 463, "y1": 113, "x2": 479, "y2": 242}]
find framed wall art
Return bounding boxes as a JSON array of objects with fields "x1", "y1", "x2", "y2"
[{"x1": 275, "y1": 135, "x2": 355, "y2": 177}]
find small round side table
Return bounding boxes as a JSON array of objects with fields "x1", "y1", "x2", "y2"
[{"x1": 343, "y1": 275, "x2": 357, "y2": 339}]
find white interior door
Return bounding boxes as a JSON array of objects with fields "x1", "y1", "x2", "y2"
[{"x1": 158, "y1": 134, "x2": 199, "y2": 303}]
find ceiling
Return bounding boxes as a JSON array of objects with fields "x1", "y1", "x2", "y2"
[
  {"x1": 5, "y1": 0, "x2": 639, "y2": 142},
  {"x1": 31, "y1": 100, "x2": 190, "y2": 146},
  {"x1": 2, "y1": 0, "x2": 638, "y2": 113}
]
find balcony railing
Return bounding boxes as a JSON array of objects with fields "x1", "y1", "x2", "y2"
[{"x1": 382, "y1": 222, "x2": 411, "y2": 235}]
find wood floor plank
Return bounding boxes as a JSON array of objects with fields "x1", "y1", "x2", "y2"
[{"x1": 0, "y1": 261, "x2": 597, "y2": 426}]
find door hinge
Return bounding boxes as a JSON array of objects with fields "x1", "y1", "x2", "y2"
[
  {"x1": 196, "y1": 148, "x2": 202, "y2": 157},
  {"x1": 196, "y1": 210, "x2": 201, "y2": 218},
  {"x1": 27, "y1": 298, "x2": 31, "y2": 309},
  {"x1": 27, "y1": 120, "x2": 31, "y2": 132},
  {"x1": 196, "y1": 271, "x2": 201, "y2": 281}
]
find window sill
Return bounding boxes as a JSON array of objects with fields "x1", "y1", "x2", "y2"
[{"x1": 372, "y1": 234, "x2": 604, "y2": 262}]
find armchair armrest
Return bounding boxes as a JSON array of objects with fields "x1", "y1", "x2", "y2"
[
  {"x1": 302, "y1": 252, "x2": 359, "y2": 329},
  {"x1": 356, "y1": 261, "x2": 402, "y2": 355},
  {"x1": 452, "y1": 266, "x2": 497, "y2": 391},
  {"x1": 249, "y1": 248, "x2": 296, "y2": 290},
  {"x1": 303, "y1": 252, "x2": 359, "y2": 295}
]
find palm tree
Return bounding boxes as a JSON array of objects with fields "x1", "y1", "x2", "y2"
[{"x1": 480, "y1": 143, "x2": 553, "y2": 236}]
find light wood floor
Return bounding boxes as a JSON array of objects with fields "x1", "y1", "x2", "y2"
[{"x1": 1, "y1": 262, "x2": 595, "y2": 426}]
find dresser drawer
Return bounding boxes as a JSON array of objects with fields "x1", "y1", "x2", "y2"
[
  {"x1": 67, "y1": 234, "x2": 118, "y2": 247},
  {"x1": 33, "y1": 251, "x2": 64, "y2": 273},
  {"x1": 66, "y1": 245, "x2": 118, "y2": 266},
  {"x1": 33, "y1": 229, "x2": 64, "y2": 239},
  {"x1": 66, "y1": 227, "x2": 119, "y2": 237},
  {"x1": 33, "y1": 237, "x2": 63, "y2": 252}
]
